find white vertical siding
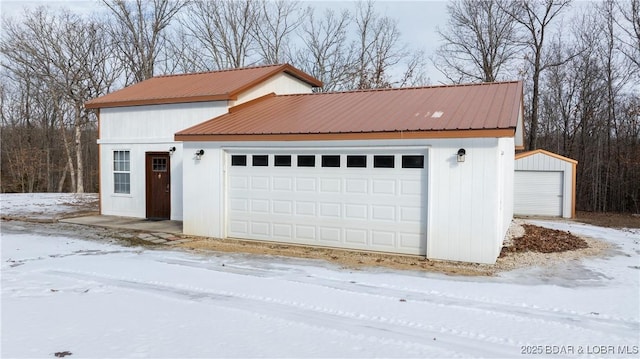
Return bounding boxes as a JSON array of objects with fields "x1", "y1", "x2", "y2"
[
  {"x1": 231, "y1": 73, "x2": 315, "y2": 107},
  {"x1": 98, "y1": 101, "x2": 228, "y2": 220},
  {"x1": 499, "y1": 137, "x2": 515, "y2": 254},
  {"x1": 515, "y1": 151, "x2": 576, "y2": 218},
  {"x1": 182, "y1": 142, "x2": 225, "y2": 238},
  {"x1": 182, "y1": 137, "x2": 506, "y2": 264},
  {"x1": 99, "y1": 143, "x2": 185, "y2": 220},
  {"x1": 99, "y1": 102, "x2": 228, "y2": 142}
]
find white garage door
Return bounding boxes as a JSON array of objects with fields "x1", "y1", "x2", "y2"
[
  {"x1": 226, "y1": 151, "x2": 427, "y2": 255},
  {"x1": 514, "y1": 171, "x2": 563, "y2": 217}
]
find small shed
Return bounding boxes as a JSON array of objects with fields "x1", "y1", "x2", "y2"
[{"x1": 514, "y1": 149, "x2": 577, "y2": 218}]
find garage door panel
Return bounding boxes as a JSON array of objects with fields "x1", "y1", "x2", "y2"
[
  {"x1": 372, "y1": 179, "x2": 396, "y2": 194},
  {"x1": 296, "y1": 178, "x2": 316, "y2": 191},
  {"x1": 345, "y1": 204, "x2": 367, "y2": 219},
  {"x1": 227, "y1": 151, "x2": 427, "y2": 255},
  {"x1": 514, "y1": 171, "x2": 563, "y2": 216},
  {"x1": 273, "y1": 223, "x2": 292, "y2": 239},
  {"x1": 346, "y1": 179, "x2": 368, "y2": 193},
  {"x1": 296, "y1": 225, "x2": 316, "y2": 240},
  {"x1": 319, "y1": 202, "x2": 341, "y2": 217},
  {"x1": 272, "y1": 200, "x2": 293, "y2": 214}
]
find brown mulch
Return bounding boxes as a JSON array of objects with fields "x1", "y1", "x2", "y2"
[{"x1": 499, "y1": 224, "x2": 588, "y2": 257}]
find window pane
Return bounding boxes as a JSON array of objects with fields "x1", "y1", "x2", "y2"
[
  {"x1": 252, "y1": 155, "x2": 268, "y2": 166},
  {"x1": 152, "y1": 158, "x2": 167, "y2": 172},
  {"x1": 402, "y1": 155, "x2": 424, "y2": 168},
  {"x1": 114, "y1": 173, "x2": 130, "y2": 194},
  {"x1": 321, "y1": 155, "x2": 340, "y2": 167},
  {"x1": 297, "y1": 155, "x2": 315, "y2": 167},
  {"x1": 274, "y1": 155, "x2": 292, "y2": 167},
  {"x1": 346, "y1": 155, "x2": 367, "y2": 168},
  {"x1": 231, "y1": 155, "x2": 247, "y2": 166},
  {"x1": 374, "y1": 155, "x2": 395, "y2": 168}
]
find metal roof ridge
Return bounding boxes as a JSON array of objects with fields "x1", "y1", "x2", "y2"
[
  {"x1": 153, "y1": 64, "x2": 285, "y2": 79},
  {"x1": 275, "y1": 80, "x2": 523, "y2": 97}
]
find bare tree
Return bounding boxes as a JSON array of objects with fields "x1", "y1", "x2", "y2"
[
  {"x1": 507, "y1": 0, "x2": 572, "y2": 150},
  {"x1": 180, "y1": 0, "x2": 260, "y2": 70},
  {"x1": 434, "y1": 0, "x2": 522, "y2": 83},
  {"x1": 1, "y1": 7, "x2": 120, "y2": 193},
  {"x1": 102, "y1": 0, "x2": 188, "y2": 83},
  {"x1": 350, "y1": 0, "x2": 405, "y2": 89},
  {"x1": 295, "y1": 7, "x2": 353, "y2": 91},
  {"x1": 615, "y1": 0, "x2": 640, "y2": 69},
  {"x1": 253, "y1": 0, "x2": 304, "y2": 64}
]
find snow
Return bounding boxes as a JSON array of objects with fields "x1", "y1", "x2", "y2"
[{"x1": 2, "y1": 194, "x2": 639, "y2": 358}]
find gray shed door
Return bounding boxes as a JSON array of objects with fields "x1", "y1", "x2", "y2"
[{"x1": 514, "y1": 171, "x2": 563, "y2": 217}]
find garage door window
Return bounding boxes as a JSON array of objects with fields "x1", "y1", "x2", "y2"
[
  {"x1": 347, "y1": 155, "x2": 367, "y2": 168},
  {"x1": 231, "y1": 155, "x2": 247, "y2": 166},
  {"x1": 402, "y1": 155, "x2": 424, "y2": 168},
  {"x1": 374, "y1": 155, "x2": 395, "y2": 168},
  {"x1": 274, "y1": 155, "x2": 291, "y2": 167},
  {"x1": 233, "y1": 153, "x2": 423, "y2": 170},
  {"x1": 253, "y1": 155, "x2": 268, "y2": 166},
  {"x1": 297, "y1": 155, "x2": 315, "y2": 167},
  {"x1": 322, "y1": 155, "x2": 340, "y2": 167}
]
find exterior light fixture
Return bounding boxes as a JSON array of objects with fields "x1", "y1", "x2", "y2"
[
  {"x1": 195, "y1": 149, "x2": 205, "y2": 160},
  {"x1": 457, "y1": 148, "x2": 466, "y2": 162},
  {"x1": 169, "y1": 146, "x2": 176, "y2": 154}
]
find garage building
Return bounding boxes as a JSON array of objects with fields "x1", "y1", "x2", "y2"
[
  {"x1": 176, "y1": 81, "x2": 524, "y2": 264},
  {"x1": 87, "y1": 64, "x2": 525, "y2": 264},
  {"x1": 514, "y1": 149, "x2": 577, "y2": 218}
]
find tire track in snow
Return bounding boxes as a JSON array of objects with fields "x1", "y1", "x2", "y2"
[
  {"x1": 44, "y1": 269, "x2": 521, "y2": 357},
  {"x1": 158, "y1": 257, "x2": 639, "y2": 340}
]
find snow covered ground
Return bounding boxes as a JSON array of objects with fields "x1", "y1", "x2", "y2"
[{"x1": 1, "y1": 194, "x2": 639, "y2": 358}]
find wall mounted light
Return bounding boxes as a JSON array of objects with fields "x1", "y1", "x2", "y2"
[
  {"x1": 457, "y1": 148, "x2": 466, "y2": 162},
  {"x1": 169, "y1": 146, "x2": 176, "y2": 154},
  {"x1": 195, "y1": 149, "x2": 205, "y2": 160}
]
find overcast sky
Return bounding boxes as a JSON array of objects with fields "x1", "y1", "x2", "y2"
[
  {"x1": 1, "y1": 1, "x2": 596, "y2": 85},
  {"x1": 1, "y1": 0, "x2": 452, "y2": 83}
]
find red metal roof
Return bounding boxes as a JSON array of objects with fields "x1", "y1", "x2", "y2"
[
  {"x1": 175, "y1": 81, "x2": 523, "y2": 141},
  {"x1": 85, "y1": 64, "x2": 322, "y2": 109}
]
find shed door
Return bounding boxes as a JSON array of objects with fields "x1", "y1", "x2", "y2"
[
  {"x1": 514, "y1": 171, "x2": 563, "y2": 217},
  {"x1": 226, "y1": 152, "x2": 427, "y2": 255},
  {"x1": 145, "y1": 152, "x2": 171, "y2": 220}
]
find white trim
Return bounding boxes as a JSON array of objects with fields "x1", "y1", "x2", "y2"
[{"x1": 98, "y1": 138, "x2": 177, "y2": 145}]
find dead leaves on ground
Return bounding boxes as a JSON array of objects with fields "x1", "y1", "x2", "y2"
[{"x1": 500, "y1": 224, "x2": 588, "y2": 257}]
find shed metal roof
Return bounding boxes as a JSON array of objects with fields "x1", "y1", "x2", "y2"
[
  {"x1": 85, "y1": 64, "x2": 322, "y2": 109},
  {"x1": 175, "y1": 81, "x2": 523, "y2": 141}
]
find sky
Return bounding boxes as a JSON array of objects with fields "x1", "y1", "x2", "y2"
[{"x1": 0, "y1": 0, "x2": 451, "y2": 83}]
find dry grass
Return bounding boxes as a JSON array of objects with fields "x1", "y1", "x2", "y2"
[
  {"x1": 175, "y1": 221, "x2": 609, "y2": 276},
  {"x1": 575, "y1": 211, "x2": 640, "y2": 228}
]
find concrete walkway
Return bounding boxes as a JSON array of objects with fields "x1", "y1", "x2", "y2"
[{"x1": 60, "y1": 215, "x2": 189, "y2": 245}]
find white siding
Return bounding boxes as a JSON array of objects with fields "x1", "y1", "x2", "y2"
[
  {"x1": 100, "y1": 143, "x2": 185, "y2": 219},
  {"x1": 98, "y1": 101, "x2": 228, "y2": 220},
  {"x1": 499, "y1": 137, "x2": 515, "y2": 255},
  {"x1": 99, "y1": 102, "x2": 228, "y2": 142},
  {"x1": 231, "y1": 73, "x2": 315, "y2": 107},
  {"x1": 183, "y1": 137, "x2": 509, "y2": 264},
  {"x1": 514, "y1": 151, "x2": 575, "y2": 218}
]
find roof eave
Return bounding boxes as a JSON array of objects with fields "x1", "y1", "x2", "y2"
[
  {"x1": 85, "y1": 94, "x2": 232, "y2": 109},
  {"x1": 174, "y1": 128, "x2": 516, "y2": 142}
]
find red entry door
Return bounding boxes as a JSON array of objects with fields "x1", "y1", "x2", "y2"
[{"x1": 145, "y1": 152, "x2": 171, "y2": 220}]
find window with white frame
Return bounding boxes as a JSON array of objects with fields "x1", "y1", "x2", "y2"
[{"x1": 113, "y1": 150, "x2": 130, "y2": 194}]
